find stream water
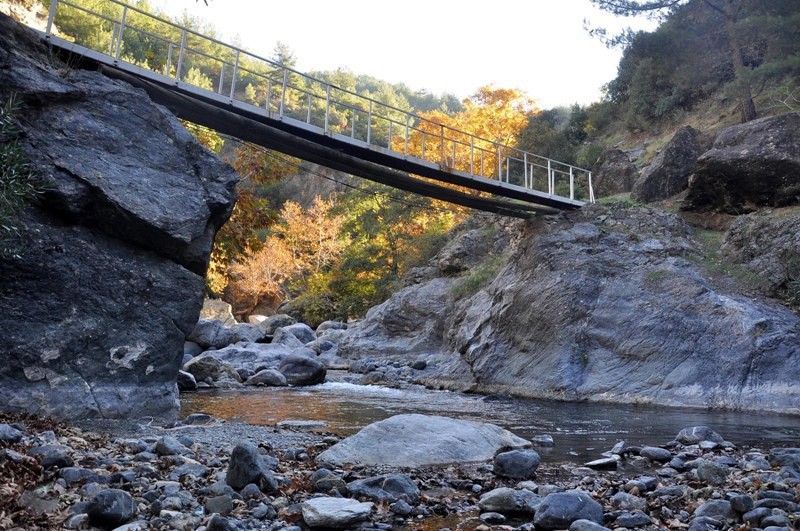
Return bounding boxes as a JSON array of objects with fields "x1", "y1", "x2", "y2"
[{"x1": 180, "y1": 374, "x2": 800, "y2": 464}]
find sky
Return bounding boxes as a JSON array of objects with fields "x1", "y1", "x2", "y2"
[{"x1": 148, "y1": 0, "x2": 657, "y2": 109}]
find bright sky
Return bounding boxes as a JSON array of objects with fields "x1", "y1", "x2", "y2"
[{"x1": 149, "y1": 0, "x2": 657, "y2": 109}]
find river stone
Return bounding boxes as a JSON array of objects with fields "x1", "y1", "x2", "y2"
[
  {"x1": 154, "y1": 436, "x2": 184, "y2": 456},
  {"x1": 570, "y1": 519, "x2": 611, "y2": 531},
  {"x1": 640, "y1": 446, "x2": 672, "y2": 462},
  {"x1": 231, "y1": 323, "x2": 266, "y2": 344},
  {"x1": 493, "y1": 449, "x2": 541, "y2": 479},
  {"x1": 675, "y1": 426, "x2": 726, "y2": 446},
  {"x1": 611, "y1": 491, "x2": 647, "y2": 511},
  {"x1": 301, "y1": 497, "x2": 373, "y2": 528},
  {"x1": 729, "y1": 494, "x2": 754, "y2": 513},
  {"x1": 318, "y1": 414, "x2": 530, "y2": 467},
  {"x1": 225, "y1": 442, "x2": 278, "y2": 492},
  {"x1": 533, "y1": 490, "x2": 604, "y2": 530},
  {"x1": 272, "y1": 327, "x2": 306, "y2": 348},
  {"x1": 281, "y1": 323, "x2": 316, "y2": 344},
  {"x1": 187, "y1": 319, "x2": 235, "y2": 349},
  {"x1": 347, "y1": 474, "x2": 419, "y2": 503},
  {"x1": 478, "y1": 487, "x2": 541, "y2": 514},
  {"x1": 614, "y1": 510, "x2": 652, "y2": 527},
  {"x1": 258, "y1": 315, "x2": 297, "y2": 336},
  {"x1": 246, "y1": 369, "x2": 287, "y2": 387},
  {"x1": 211, "y1": 343, "x2": 294, "y2": 374},
  {"x1": 279, "y1": 353, "x2": 326, "y2": 386},
  {"x1": 27, "y1": 445, "x2": 73, "y2": 469},
  {"x1": 182, "y1": 355, "x2": 242, "y2": 387},
  {"x1": 694, "y1": 499, "x2": 736, "y2": 521},
  {"x1": 0, "y1": 423, "x2": 22, "y2": 443},
  {"x1": 86, "y1": 489, "x2": 137, "y2": 528},
  {"x1": 176, "y1": 370, "x2": 197, "y2": 391},
  {"x1": 316, "y1": 320, "x2": 347, "y2": 336},
  {"x1": 696, "y1": 459, "x2": 728, "y2": 485}
]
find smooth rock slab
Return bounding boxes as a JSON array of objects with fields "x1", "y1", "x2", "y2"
[
  {"x1": 317, "y1": 414, "x2": 530, "y2": 467},
  {"x1": 533, "y1": 490, "x2": 604, "y2": 530},
  {"x1": 301, "y1": 497, "x2": 373, "y2": 528}
]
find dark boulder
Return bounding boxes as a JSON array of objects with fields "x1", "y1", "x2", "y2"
[
  {"x1": 685, "y1": 113, "x2": 800, "y2": 213},
  {"x1": 279, "y1": 352, "x2": 326, "y2": 386},
  {"x1": 631, "y1": 126, "x2": 709, "y2": 203},
  {"x1": 347, "y1": 474, "x2": 420, "y2": 503},
  {"x1": 591, "y1": 149, "x2": 638, "y2": 197},
  {"x1": 533, "y1": 490, "x2": 604, "y2": 530},
  {"x1": 493, "y1": 449, "x2": 541, "y2": 479},
  {"x1": 0, "y1": 14, "x2": 237, "y2": 420},
  {"x1": 86, "y1": 489, "x2": 137, "y2": 528},
  {"x1": 225, "y1": 442, "x2": 278, "y2": 492}
]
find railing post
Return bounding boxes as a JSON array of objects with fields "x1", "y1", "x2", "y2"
[
  {"x1": 351, "y1": 110, "x2": 356, "y2": 139},
  {"x1": 547, "y1": 160, "x2": 553, "y2": 195},
  {"x1": 109, "y1": 23, "x2": 118, "y2": 56},
  {"x1": 452, "y1": 140, "x2": 456, "y2": 171},
  {"x1": 279, "y1": 68, "x2": 288, "y2": 116},
  {"x1": 440, "y1": 125, "x2": 445, "y2": 165},
  {"x1": 523, "y1": 153, "x2": 529, "y2": 188},
  {"x1": 324, "y1": 85, "x2": 331, "y2": 132},
  {"x1": 45, "y1": 0, "x2": 57, "y2": 37},
  {"x1": 404, "y1": 115, "x2": 410, "y2": 156},
  {"x1": 367, "y1": 101, "x2": 372, "y2": 145},
  {"x1": 589, "y1": 172, "x2": 595, "y2": 203},
  {"x1": 229, "y1": 50, "x2": 240, "y2": 100},
  {"x1": 497, "y1": 146, "x2": 502, "y2": 181},
  {"x1": 421, "y1": 131, "x2": 426, "y2": 159},
  {"x1": 266, "y1": 79, "x2": 272, "y2": 114},
  {"x1": 218, "y1": 63, "x2": 225, "y2": 94},
  {"x1": 569, "y1": 167, "x2": 574, "y2": 200},
  {"x1": 470, "y1": 137, "x2": 474, "y2": 175},
  {"x1": 175, "y1": 29, "x2": 187, "y2": 82},
  {"x1": 166, "y1": 42, "x2": 174, "y2": 76},
  {"x1": 307, "y1": 94, "x2": 313, "y2": 124},
  {"x1": 114, "y1": 5, "x2": 128, "y2": 61}
]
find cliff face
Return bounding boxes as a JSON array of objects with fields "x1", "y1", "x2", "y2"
[
  {"x1": 0, "y1": 15, "x2": 238, "y2": 419},
  {"x1": 340, "y1": 203, "x2": 800, "y2": 414}
]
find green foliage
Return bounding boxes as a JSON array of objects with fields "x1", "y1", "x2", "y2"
[
  {"x1": 450, "y1": 255, "x2": 507, "y2": 300},
  {"x1": 0, "y1": 95, "x2": 42, "y2": 259}
]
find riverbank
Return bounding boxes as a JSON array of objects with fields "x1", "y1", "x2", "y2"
[{"x1": 1, "y1": 411, "x2": 798, "y2": 530}]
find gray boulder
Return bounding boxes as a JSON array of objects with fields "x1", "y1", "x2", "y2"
[
  {"x1": 0, "y1": 423, "x2": 22, "y2": 444},
  {"x1": 316, "y1": 320, "x2": 347, "y2": 336},
  {"x1": 591, "y1": 149, "x2": 638, "y2": 197},
  {"x1": 478, "y1": 487, "x2": 541, "y2": 514},
  {"x1": 225, "y1": 442, "x2": 278, "y2": 492},
  {"x1": 258, "y1": 314, "x2": 296, "y2": 336},
  {"x1": 246, "y1": 369, "x2": 287, "y2": 387},
  {"x1": 0, "y1": 15, "x2": 236, "y2": 420},
  {"x1": 188, "y1": 319, "x2": 234, "y2": 349},
  {"x1": 86, "y1": 489, "x2": 137, "y2": 528},
  {"x1": 675, "y1": 426, "x2": 726, "y2": 446},
  {"x1": 640, "y1": 446, "x2": 672, "y2": 463},
  {"x1": 347, "y1": 474, "x2": 419, "y2": 503},
  {"x1": 27, "y1": 444, "x2": 73, "y2": 469},
  {"x1": 182, "y1": 354, "x2": 242, "y2": 387},
  {"x1": 318, "y1": 414, "x2": 530, "y2": 467},
  {"x1": 200, "y1": 299, "x2": 236, "y2": 327},
  {"x1": 272, "y1": 327, "x2": 306, "y2": 348},
  {"x1": 631, "y1": 126, "x2": 709, "y2": 203},
  {"x1": 685, "y1": 113, "x2": 800, "y2": 212},
  {"x1": 279, "y1": 352, "x2": 326, "y2": 386},
  {"x1": 282, "y1": 323, "x2": 316, "y2": 344},
  {"x1": 301, "y1": 497, "x2": 372, "y2": 529},
  {"x1": 533, "y1": 490, "x2": 604, "y2": 530},
  {"x1": 211, "y1": 343, "x2": 294, "y2": 374},
  {"x1": 694, "y1": 499, "x2": 737, "y2": 521},
  {"x1": 696, "y1": 459, "x2": 729, "y2": 485},
  {"x1": 176, "y1": 370, "x2": 197, "y2": 391},
  {"x1": 493, "y1": 449, "x2": 541, "y2": 479},
  {"x1": 231, "y1": 323, "x2": 266, "y2": 344}
]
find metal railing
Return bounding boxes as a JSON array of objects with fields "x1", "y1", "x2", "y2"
[{"x1": 44, "y1": 0, "x2": 594, "y2": 204}]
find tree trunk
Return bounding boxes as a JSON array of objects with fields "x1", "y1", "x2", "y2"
[{"x1": 724, "y1": 0, "x2": 757, "y2": 122}]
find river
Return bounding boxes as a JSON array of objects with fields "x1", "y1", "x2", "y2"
[{"x1": 180, "y1": 373, "x2": 800, "y2": 464}]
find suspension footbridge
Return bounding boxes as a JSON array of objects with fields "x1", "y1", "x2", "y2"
[{"x1": 36, "y1": 0, "x2": 595, "y2": 217}]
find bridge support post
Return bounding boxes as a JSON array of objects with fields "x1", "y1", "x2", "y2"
[
  {"x1": 46, "y1": 0, "x2": 57, "y2": 36},
  {"x1": 114, "y1": 5, "x2": 128, "y2": 62}
]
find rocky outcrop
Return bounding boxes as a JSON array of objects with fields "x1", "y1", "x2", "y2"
[
  {"x1": 719, "y1": 209, "x2": 800, "y2": 300},
  {"x1": 341, "y1": 205, "x2": 800, "y2": 413},
  {"x1": 0, "y1": 15, "x2": 237, "y2": 419},
  {"x1": 631, "y1": 126, "x2": 709, "y2": 203},
  {"x1": 685, "y1": 113, "x2": 800, "y2": 213},
  {"x1": 590, "y1": 149, "x2": 638, "y2": 197}
]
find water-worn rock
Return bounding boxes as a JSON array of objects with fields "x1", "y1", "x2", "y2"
[
  {"x1": 0, "y1": 423, "x2": 23, "y2": 443},
  {"x1": 200, "y1": 299, "x2": 236, "y2": 327},
  {"x1": 176, "y1": 370, "x2": 197, "y2": 391},
  {"x1": 569, "y1": 519, "x2": 611, "y2": 531},
  {"x1": 154, "y1": 436, "x2": 184, "y2": 457},
  {"x1": 0, "y1": 15, "x2": 237, "y2": 420},
  {"x1": 86, "y1": 489, "x2": 137, "y2": 528},
  {"x1": 27, "y1": 444, "x2": 73, "y2": 469},
  {"x1": 591, "y1": 149, "x2": 639, "y2": 197},
  {"x1": 318, "y1": 414, "x2": 530, "y2": 467},
  {"x1": 347, "y1": 474, "x2": 420, "y2": 503},
  {"x1": 187, "y1": 319, "x2": 234, "y2": 349},
  {"x1": 696, "y1": 459, "x2": 728, "y2": 485},
  {"x1": 493, "y1": 449, "x2": 541, "y2": 479},
  {"x1": 272, "y1": 327, "x2": 306, "y2": 349},
  {"x1": 182, "y1": 355, "x2": 242, "y2": 387},
  {"x1": 279, "y1": 353, "x2": 326, "y2": 386},
  {"x1": 533, "y1": 490, "x2": 604, "y2": 530},
  {"x1": 631, "y1": 126, "x2": 709, "y2": 203},
  {"x1": 478, "y1": 487, "x2": 541, "y2": 514},
  {"x1": 258, "y1": 314, "x2": 296, "y2": 336},
  {"x1": 225, "y1": 443, "x2": 278, "y2": 492},
  {"x1": 301, "y1": 497, "x2": 373, "y2": 528},
  {"x1": 245, "y1": 369, "x2": 287, "y2": 387},
  {"x1": 685, "y1": 113, "x2": 800, "y2": 212},
  {"x1": 640, "y1": 446, "x2": 672, "y2": 462},
  {"x1": 694, "y1": 499, "x2": 737, "y2": 521},
  {"x1": 282, "y1": 323, "x2": 317, "y2": 345},
  {"x1": 675, "y1": 426, "x2": 726, "y2": 446},
  {"x1": 231, "y1": 323, "x2": 266, "y2": 344},
  {"x1": 611, "y1": 492, "x2": 647, "y2": 511}
]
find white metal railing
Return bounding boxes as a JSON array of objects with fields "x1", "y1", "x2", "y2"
[{"x1": 44, "y1": 0, "x2": 594, "y2": 204}]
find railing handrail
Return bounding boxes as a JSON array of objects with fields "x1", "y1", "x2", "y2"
[{"x1": 45, "y1": 0, "x2": 594, "y2": 203}]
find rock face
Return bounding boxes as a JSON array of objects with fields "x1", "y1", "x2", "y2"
[
  {"x1": 0, "y1": 15, "x2": 237, "y2": 419},
  {"x1": 317, "y1": 414, "x2": 530, "y2": 467},
  {"x1": 631, "y1": 126, "x2": 709, "y2": 203},
  {"x1": 341, "y1": 205, "x2": 800, "y2": 413},
  {"x1": 685, "y1": 113, "x2": 800, "y2": 213},
  {"x1": 590, "y1": 149, "x2": 638, "y2": 197}
]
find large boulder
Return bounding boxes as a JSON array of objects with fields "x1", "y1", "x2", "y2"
[
  {"x1": 533, "y1": 490, "x2": 604, "y2": 530},
  {"x1": 301, "y1": 497, "x2": 373, "y2": 529},
  {"x1": 631, "y1": 126, "x2": 709, "y2": 203},
  {"x1": 317, "y1": 414, "x2": 530, "y2": 467},
  {"x1": 279, "y1": 352, "x2": 326, "y2": 386},
  {"x1": 685, "y1": 113, "x2": 800, "y2": 213},
  {"x1": 590, "y1": 149, "x2": 638, "y2": 197},
  {"x1": 211, "y1": 343, "x2": 294, "y2": 374},
  {"x1": 0, "y1": 15, "x2": 237, "y2": 420}
]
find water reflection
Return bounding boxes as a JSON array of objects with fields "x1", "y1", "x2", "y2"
[{"x1": 180, "y1": 380, "x2": 800, "y2": 463}]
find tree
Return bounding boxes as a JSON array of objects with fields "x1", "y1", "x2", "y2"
[{"x1": 590, "y1": 0, "x2": 761, "y2": 122}]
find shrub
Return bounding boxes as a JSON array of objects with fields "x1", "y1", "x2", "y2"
[{"x1": 450, "y1": 255, "x2": 507, "y2": 300}]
